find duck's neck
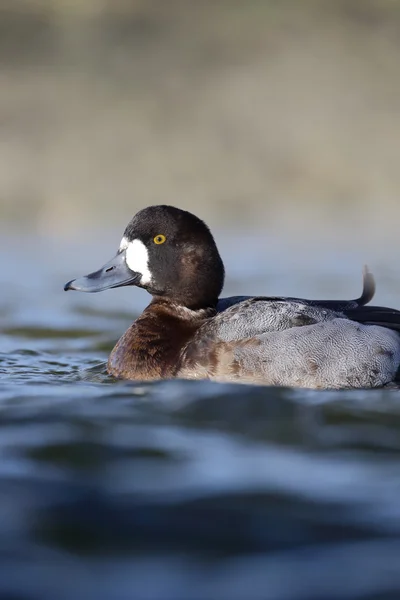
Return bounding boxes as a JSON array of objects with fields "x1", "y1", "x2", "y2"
[{"x1": 107, "y1": 299, "x2": 214, "y2": 380}]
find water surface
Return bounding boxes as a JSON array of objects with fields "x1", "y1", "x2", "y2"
[{"x1": 1, "y1": 231, "x2": 400, "y2": 600}]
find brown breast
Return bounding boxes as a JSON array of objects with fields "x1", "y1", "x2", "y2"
[{"x1": 107, "y1": 300, "x2": 213, "y2": 381}]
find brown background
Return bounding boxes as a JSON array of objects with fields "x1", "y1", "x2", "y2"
[{"x1": 0, "y1": 0, "x2": 399, "y2": 250}]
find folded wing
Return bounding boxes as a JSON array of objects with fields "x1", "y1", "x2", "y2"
[{"x1": 179, "y1": 267, "x2": 400, "y2": 388}]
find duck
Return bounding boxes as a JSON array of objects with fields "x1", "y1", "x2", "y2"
[{"x1": 64, "y1": 205, "x2": 400, "y2": 389}]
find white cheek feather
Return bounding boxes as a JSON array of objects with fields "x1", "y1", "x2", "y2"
[
  {"x1": 119, "y1": 236, "x2": 129, "y2": 251},
  {"x1": 124, "y1": 239, "x2": 152, "y2": 285}
]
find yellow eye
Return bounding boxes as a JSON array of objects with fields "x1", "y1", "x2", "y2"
[{"x1": 153, "y1": 234, "x2": 166, "y2": 245}]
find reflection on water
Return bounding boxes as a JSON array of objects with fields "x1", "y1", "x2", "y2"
[{"x1": 1, "y1": 233, "x2": 400, "y2": 599}]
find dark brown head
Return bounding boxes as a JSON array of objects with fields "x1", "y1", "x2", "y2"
[{"x1": 64, "y1": 205, "x2": 225, "y2": 309}]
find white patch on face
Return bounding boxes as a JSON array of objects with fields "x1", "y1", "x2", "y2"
[
  {"x1": 119, "y1": 236, "x2": 129, "y2": 251},
  {"x1": 124, "y1": 239, "x2": 152, "y2": 285}
]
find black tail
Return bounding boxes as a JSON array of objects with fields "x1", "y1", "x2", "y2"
[
  {"x1": 308, "y1": 265, "x2": 376, "y2": 311},
  {"x1": 344, "y1": 305, "x2": 400, "y2": 333},
  {"x1": 311, "y1": 266, "x2": 400, "y2": 332},
  {"x1": 339, "y1": 267, "x2": 400, "y2": 332},
  {"x1": 355, "y1": 265, "x2": 376, "y2": 306}
]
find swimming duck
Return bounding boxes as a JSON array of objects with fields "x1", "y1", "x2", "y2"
[{"x1": 65, "y1": 205, "x2": 400, "y2": 389}]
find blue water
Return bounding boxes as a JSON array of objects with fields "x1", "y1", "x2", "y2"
[{"x1": 1, "y1": 231, "x2": 400, "y2": 600}]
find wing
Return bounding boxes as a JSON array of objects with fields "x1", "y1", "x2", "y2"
[
  {"x1": 178, "y1": 267, "x2": 400, "y2": 388},
  {"x1": 344, "y1": 305, "x2": 400, "y2": 333},
  {"x1": 217, "y1": 265, "x2": 376, "y2": 313},
  {"x1": 179, "y1": 314, "x2": 400, "y2": 388},
  {"x1": 179, "y1": 296, "x2": 344, "y2": 381},
  {"x1": 212, "y1": 266, "x2": 378, "y2": 341},
  {"x1": 208, "y1": 297, "x2": 342, "y2": 343}
]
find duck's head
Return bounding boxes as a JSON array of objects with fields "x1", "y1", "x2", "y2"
[{"x1": 64, "y1": 205, "x2": 225, "y2": 309}]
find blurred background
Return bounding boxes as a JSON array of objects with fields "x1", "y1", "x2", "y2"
[
  {"x1": 2, "y1": 3, "x2": 400, "y2": 600},
  {"x1": 1, "y1": 0, "x2": 400, "y2": 248}
]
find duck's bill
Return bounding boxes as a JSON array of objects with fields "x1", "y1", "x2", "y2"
[{"x1": 64, "y1": 251, "x2": 140, "y2": 293}]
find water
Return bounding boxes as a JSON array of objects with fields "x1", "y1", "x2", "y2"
[{"x1": 2, "y1": 230, "x2": 400, "y2": 600}]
